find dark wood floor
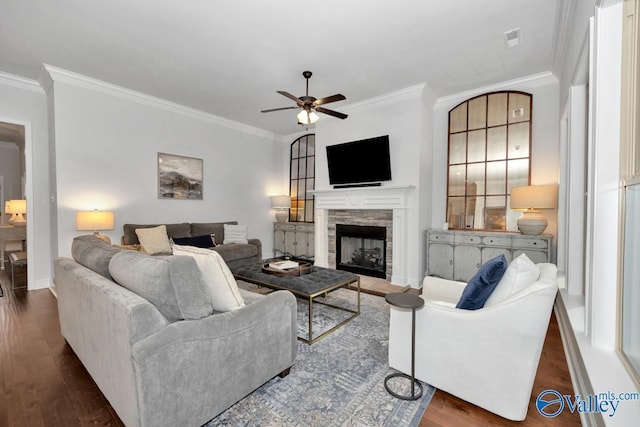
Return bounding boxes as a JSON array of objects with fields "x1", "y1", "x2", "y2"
[{"x1": 0, "y1": 271, "x2": 580, "y2": 426}]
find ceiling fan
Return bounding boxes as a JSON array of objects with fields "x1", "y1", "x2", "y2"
[{"x1": 261, "y1": 71, "x2": 348, "y2": 125}]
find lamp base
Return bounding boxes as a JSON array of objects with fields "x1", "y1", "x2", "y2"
[
  {"x1": 275, "y1": 210, "x2": 289, "y2": 223},
  {"x1": 517, "y1": 210, "x2": 548, "y2": 235},
  {"x1": 12, "y1": 214, "x2": 26, "y2": 227},
  {"x1": 94, "y1": 232, "x2": 111, "y2": 245}
]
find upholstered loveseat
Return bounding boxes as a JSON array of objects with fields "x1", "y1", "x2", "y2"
[
  {"x1": 122, "y1": 221, "x2": 261, "y2": 269},
  {"x1": 54, "y1": 235, "x2": 297, "y2": 427}
]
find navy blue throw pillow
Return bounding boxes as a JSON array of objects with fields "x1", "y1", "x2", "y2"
[
  {"x1": 171, "y1": 234, "x2": 216, "y2": 248},
  {"x1": 456, "y1": 254, "x2": 508, "y2": 310}
]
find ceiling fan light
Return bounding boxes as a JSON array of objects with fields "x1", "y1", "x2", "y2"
[{"x1": 297, "y1": 110, "x2": 319, "y2": 125}]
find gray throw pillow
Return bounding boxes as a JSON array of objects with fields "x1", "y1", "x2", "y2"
[{"x1": 109, "y1": 251, "x2": 213, "y2": 322}]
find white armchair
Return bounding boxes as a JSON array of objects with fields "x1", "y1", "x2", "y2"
[{"x1": 388, "y1": 264, "x2": 558, "y2": 421}]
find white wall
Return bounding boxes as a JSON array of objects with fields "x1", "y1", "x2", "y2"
[
  {"x1": 44, "y1": 69, "x2": 285, "y2": 259},
  {"x1": 314, "y1": 85, "x2": 430, "y2": 286},
  {"x1": 431, "y1": 73, "x2": 561, "y2": 258},
  {"x1": 0, "y1": 73, "x2": 52, "y2": 290}
]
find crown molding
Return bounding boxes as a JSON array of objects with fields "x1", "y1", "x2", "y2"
[
  {"x1": 41, "y1": 64, "x2": 277, "y2": 140},
  {"x1": 0, "y1": 71, "x2": 44, "y2": 94},
  {"x1": 343, "y1": 83, "x2": 427, "y2": 114},
  {"x1": 37, "y1": 65, "x2": 54, "y2": 94},
  {"x1": 551, "y1": 0, "x2": 575, "y2": 77},
  {"x1": 434, "y1": 71, "x2": 559, "y2": 109}
]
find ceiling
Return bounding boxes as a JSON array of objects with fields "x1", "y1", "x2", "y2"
[{"x1": 0, "y1": 0, "x2": 561, "y2": 136}]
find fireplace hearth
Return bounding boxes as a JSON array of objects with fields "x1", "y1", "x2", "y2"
[{"x1": 336, "y1": 224, "x2": 386, "y2": 278}]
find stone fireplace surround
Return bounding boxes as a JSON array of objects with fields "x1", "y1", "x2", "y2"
[
  {"x1": 312, "y1": 185, "x2": 414, "y2": 285},
  {"x1": 329, "y1": 210, "x2": 393, "y2": 281}
]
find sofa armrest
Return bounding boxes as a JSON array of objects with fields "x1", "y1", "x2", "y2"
[
  {"x1": 54, "y1": 257, "x2": 170, "y2": 427},
  {"x1": 422, "y1": 276, "x2": 466, "y2": 304},
  {"x1": 130, "y1": 290, "x2": 297, "y2": 427},
  {"x1": 248, "y1": 238, "x2": 262, "y2": 259}
]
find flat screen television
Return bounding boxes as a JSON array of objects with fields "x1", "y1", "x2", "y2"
[{"x1": 326, "y1": 135, "x2": 391, "y2": 187}]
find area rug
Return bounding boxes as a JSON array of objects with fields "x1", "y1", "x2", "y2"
[{"x1": 204, "y1": 285, "x2": 434, "y2": 427}]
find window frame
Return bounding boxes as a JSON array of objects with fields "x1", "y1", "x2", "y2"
[{"x1": 289, "y1": 134, "x2": 315, "y2": 223}]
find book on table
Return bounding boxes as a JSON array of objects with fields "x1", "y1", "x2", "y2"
[{"x1": 268, "y1": 260, "x2": 299, "y2": 270}]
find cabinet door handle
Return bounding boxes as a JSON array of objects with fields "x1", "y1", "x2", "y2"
[
  {"x1": 449, "y1": 260, "x2": 453, "y2": 265},
  {"x1": 476, "y1": 263, "x2": 480, "y2": 268}
]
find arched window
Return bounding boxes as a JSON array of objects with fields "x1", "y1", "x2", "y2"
[
  {"x1": 447, "y1": 91, "x2": 532, "y2": 231},
  {"x1": 289, "y1": 134, "x2": 315, "y2": 222}
]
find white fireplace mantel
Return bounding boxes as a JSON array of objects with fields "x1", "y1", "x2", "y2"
[{"x1": 312, "y1": 185, "x2": 415, "y2": 284}]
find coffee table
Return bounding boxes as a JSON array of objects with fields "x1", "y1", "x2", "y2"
[{"x1": 231, "y1": 262, "x2": 360, "y2": 344}]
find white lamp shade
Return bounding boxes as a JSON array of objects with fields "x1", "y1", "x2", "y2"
[
  {"x1": 76, "y1": 210, "x2": 115, "y2": 231},
  {"x1": 5, "y1": 199, "x2": 26, "y2": 214},
  {"x1": 297, "y1": 110, "x2": 319, "y2": 125},
  {"x1": 510, "y1": 185, "x2": 557, "y2": 210},
  {"x1": 270, "y1": 195, "x2": 290, "y2": 209}
]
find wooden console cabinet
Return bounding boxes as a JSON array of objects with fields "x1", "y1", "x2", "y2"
[
  {"x1": 425, "y1": 229, "x2": 552, "y2": 282},
  {"x1": 273, "y1": 222, "x2": 315, "y2": 260}
]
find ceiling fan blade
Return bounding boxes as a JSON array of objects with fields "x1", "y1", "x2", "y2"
[
  {"x1": 261, "y1": 106, "x2": 299, "y2": 113},
  {"x1": 315, "y1": 106, "x2": 348, "y2": 120},
  {"x1": 313, "y1": 94, "x2": 346, "y2": 106},
  {"x1": 277, "y1": 91, "x2": 303, "y2": 105}
]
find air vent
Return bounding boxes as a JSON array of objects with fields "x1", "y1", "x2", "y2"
[{"x1": 503, "y1": 28, "x2": 521, "y2": 48}]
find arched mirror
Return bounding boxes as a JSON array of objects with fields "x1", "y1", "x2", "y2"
[{"x1": 447, "y1": 91, "x2": 532, "y2": 231}]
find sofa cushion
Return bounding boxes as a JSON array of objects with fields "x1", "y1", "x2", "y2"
[
  {"x1": 537, "y1": 263, "x2": 558, "y2": 284},
  {"x1": 212, "y1": 243, "x2": 258, "y2": 263},
  {"x1": 191, "y1": 221, "x2": 237, "y2": 244},
  {"x1": 71, "y1": 235, "x2": 122, "y2": 280},
  {"x1": 485, "y1": 254, "x2": 540, "y2": 307},
  {"x1": 456, "y1": 254, "x2": 508, "y2": 310},
  {"x1": 223, "y1": 224, "x2": 249, "y2": 244},
  {"x1": 172, "y1": 244, "x2": 245, "y2": 312},
  {"x1": 109, "y1": 251, "x2": 213, "y2": 322},
  {"x1": 171, "y1": 234, "x2": 216, "y2": 248},
  {"x1": 123, "y1": 223, "x2": 191, "y2": 245},
  {"x1": 136, "y1": 225, "x2": 172, "y2": 255}
]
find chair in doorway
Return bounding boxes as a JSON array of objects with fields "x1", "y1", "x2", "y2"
[{"x1": 4, "y1": 240, "x2": 26, "y2": 290}]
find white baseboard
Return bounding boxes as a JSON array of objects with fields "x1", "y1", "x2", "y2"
[{"x1": 554, "y1": 296, "x2": 605, "y2": 426}]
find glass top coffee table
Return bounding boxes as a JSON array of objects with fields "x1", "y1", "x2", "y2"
[{"x1": 231, "y1": 262, "x2": 360, "y2": 344}]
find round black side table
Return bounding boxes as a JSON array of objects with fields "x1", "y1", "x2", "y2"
[{"x1": 384, "y1": 292, "x2": 425, "y2": 400}]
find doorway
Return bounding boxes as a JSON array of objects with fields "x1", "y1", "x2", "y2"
[{"x1": 0, "y1": 121, "x2": 27, "y2": 280}]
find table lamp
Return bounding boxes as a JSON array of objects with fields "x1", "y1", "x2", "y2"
[
  {"x1": 510, "y1": 185, "x2": 557, "y2": 235},
  {"x1": 270, "y1": 195, "x2": 290, "y2": 223},
  {"x1": 76, "y1": 210, "x2": 115, "y2": 244},
  {"x1": 5, "y1": 199, "x2": 27, "y2": 226}
]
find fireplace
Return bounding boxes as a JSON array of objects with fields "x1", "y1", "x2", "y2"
[
  {"x1": 336, "y1": 224, "x2": 386, "y2": 278},
  {"x1": 312, "y1": 185, "x2": 413, "y2": 285}
]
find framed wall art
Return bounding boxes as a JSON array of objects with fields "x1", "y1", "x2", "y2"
[{"x1": 157, "y1": 152, "x2": 203, "y2": 200}]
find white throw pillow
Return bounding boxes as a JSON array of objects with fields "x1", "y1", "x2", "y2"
[
  {"x1": 484, "y1": 253, "x2": 540, "y2": 306},
  {"x1": 172, "y1": 244, "x2": 245, "y2": 311},
  {"x1": 223, "y1": 224, "x2": 249, "y2": 244},
  {"x1": 135, "y1": 225, "x2": 172, "y2": 255}
]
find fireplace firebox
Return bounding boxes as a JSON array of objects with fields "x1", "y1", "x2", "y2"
[{"x1": 335, "y1": 224, "x2": 386, "y2": 278}]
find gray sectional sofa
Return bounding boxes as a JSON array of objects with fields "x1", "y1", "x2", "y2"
[
  {"x1": 54, "y1": 235, "x2": 297, "y2": 427},
  {"x1": 122, "y1": 221, "x2": 262, "y2": 269}
]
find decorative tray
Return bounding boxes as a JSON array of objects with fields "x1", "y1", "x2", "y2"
[{"x1": 261, "y1": 262, "x2": 313, "y2": 276}]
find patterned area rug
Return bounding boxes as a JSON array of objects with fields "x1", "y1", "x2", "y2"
[{"x1": 205, "y1": 284, "x2": 434, "y2": 427}]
